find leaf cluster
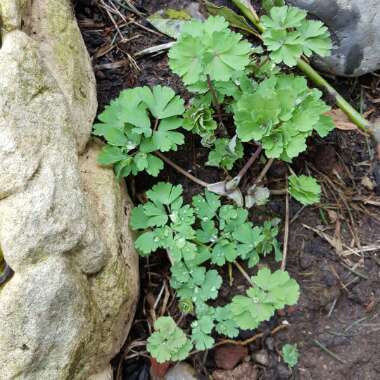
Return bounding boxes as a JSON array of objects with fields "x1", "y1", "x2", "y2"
[
  {"x1": 234, "y1": 74, "x2": 334, "y2": 161},
  {"x1": 93, "y1": 85, "x2": 185, "y2": 178},
  {"x1": 147, "y1": 316, "x2": 192, "y2": 363},
  {"x1": 231, "y1": 268, "x2": 300, "y2": 329},
  {"x1": 206, "y1": 138, "x2": 244, "y2": 170},
  {"x1": 131, "y1": 183, "x2": 294, "y2": 357},
  {"x1": 168, "y1": 16, "x2": 251, "y2": 85},
  {"x1": 262, "y1": 6, "x2": 332, "y2": 66}
]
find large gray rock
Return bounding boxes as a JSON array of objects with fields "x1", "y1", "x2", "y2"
[
  {"x1": 0, "y1": 0, "x2": 139, "y2": 379},
  {"x1": 287, "y1": 0, "x2": 380, "y2": 76}
]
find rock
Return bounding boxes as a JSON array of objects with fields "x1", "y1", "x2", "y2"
[
  {"x1": 88, "y1": 365, "x2": 113, "y2": 380},
  {"x1": 265, "y1": 337, "x2": 275, "y2": 351},
  {"x1": 276, "y1": 362, "x2": 292, "y2": 379},
  {"x1": 164, "y1": 363, "x2": 199, "y2": 380},
  {"x1": 215, "y1": 344, "x2": 249, "y2": 370},
  {"x1": 287, "y1": 0, "x2": 380, "y2": 76},
  {"x1": 252, "y1": 349, "x2": 270, "y2": 366},
  {"x1": 150, "y1": 358, "x2": 171, "y2": 379},
  {"x1": 299, "y1": 253, "x2": 315, "y2": 270},
  {"x1": 0, "y1": 1, "x2": 139, "y2": 379},
  {"x1": 212, "y1": 363, "x2": 258, "y2": 380}
]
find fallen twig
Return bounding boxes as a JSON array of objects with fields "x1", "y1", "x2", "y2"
[{"x1": 313, "y1": 339, "x2": 346, "y2": 364}]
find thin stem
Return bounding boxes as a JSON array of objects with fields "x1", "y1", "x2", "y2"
[
  {"x1": 256, "y1": 158, "x2": 274, "y2": 184},
  {"x1": 234, "y1": 261, "x2": 252, "y2": 285},
  {"x1": 231, "y1": 0, "x2": 374, "y2": 135},
  {"x1": 227, "y1": 145, "x2": 263, "y2": 191},
  {"x1": 281, "y1": 176, "x2": 289, "y2": 271},
  {"x1": 213, "y1": 324, "x2": 288, "y2": 348},
  {"x1": 155, "y1": 151, "x2": 209, "y2": 187},
  {"x1": 206, "y1": 74, "x2": 226, "y2": 131}
]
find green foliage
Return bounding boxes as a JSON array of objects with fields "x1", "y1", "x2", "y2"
[
  {"x1": 288, "y1": 174, "x2": 321, "y2": 205},
  {"x1": 207, "y1": 138, "x2": 244, "y2": 170},
  {"x1": 168, "y1": 16, "x2": 251, "y2": 85},
  {"x1": 147, "y1": 316, "x2": 192, "y2": 363},
  {"x1": 183, "y1": 101, "x2": 218, "y2": 146},
  {"x1": 231, "y1": 268, "x2": 300, "y2": 329},
  {"x1": 261, "y1": 6, "x2": 332, "y2": 67},
  {"x1": 131, "y1": 183, "x2": 294, "y2": 362},
  {"x1": 262, "y1": 0, "x2": 285, "y2": 13},
  {"x1": 234, "y1": 74, "x2": 334, "y2": 161},
  {"x1": 93, "y1": 85, "x2": 185, "y2": 178},
  {"x1": 94, "y1": 3, "x2": 336, "y2": 365},
  {"x1": 282, "y1": 343, "x2": 299, "y2": 368}
]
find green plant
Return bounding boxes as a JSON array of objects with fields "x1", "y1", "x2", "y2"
[
  {"x1": 93, "y1": 85, "x2": 185, "y2": 178},
  {"x1": 288, "y1": 174, "x2": 321, "y2": 205},
  {"x1": 147, "y1": 316, "x2": 192, "y2": 363},
  {"x1": 131, "y1": 182, "x2": 300, "y2": 357},
  {"x1": 93, "y1": 4, "x2": 343, "y2": 365},
  {"x1": 233, "y1": 74, "x2": 334, "y2": 161},
  {"x1": 206, "y1": 138, "x2": 244, "y2": 170},
  {"x1": 168, "y1": 16, "x2": 251, "y2": 86},
  {"x1": 261, "y1": 5, "x2": 332, "y2": 67},
  {"x1": 282, "y1": 343, "x2": 299, "y2": 368},
  {"x1": 231, "y1": 268, "x2": 299, "y2": 329}
]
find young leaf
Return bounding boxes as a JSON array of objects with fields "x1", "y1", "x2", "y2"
[
  {"x1": 192, "y1": 190, "x2": 221, "y2": 221},
  {"x1": 288, "y1": 174, "x2": 321, "y2": 205},
  {"x1": 231, "y1": 268, "x2": 300, "y2": 329},
  {"x1": 234, "y1": 75, "x2": 334, "y2": 161},
  {"x1": 282, "y1": 344, "x2": 299, "y2": 368},
  {"x1": 169, "y1": 16, "x2": 251, "y2": 85},
  {"x1": 191, "y1": 315, "x2": 215, "y2": 350},
  {"x1": 183, "y1": 103, "x2": 218, "y2": 147},
  {"x1": 261, "y1": 6, "x2": 332, "y2": 67},
  {"x1": 137, "y1": 85, "x2": 185, "y2": 119},
  {"x1": 93, "y1": 85, "x2": 185, "y2": 178},
  {"x1": 206, "y1": 138, "x2": 244, "y2": 170},
  {"x1": 214, "y1": 306, "x2": 239, "y2": 338},
  {"x1": 147, "y1": 316, "x2": 192, "y2": 363},
  {"x1": 233, "y1": 223, "x2": 264, "y2": 267}
]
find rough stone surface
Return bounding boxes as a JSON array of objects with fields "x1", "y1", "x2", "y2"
[
  {"x1": 164, "y1": 363, "x2": 199, "y2": 380},
  {"x1": 212, "y1": 363, "x2": 258, "y2": 380},
  {"x1": 287, "y1": 0, "x2": 380, "y2": 76},
  {"x1": 0, "y1": 0, "x2": 139, "y2": 379}
]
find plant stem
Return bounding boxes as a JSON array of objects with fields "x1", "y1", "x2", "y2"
[
  {"x1": 227, "y1": 145, "x2": 262, "y2": 191},
  {"x1": 213, "y1": 324, "x2": 288, "y2": 347},
  {"x1": 248, "y1": 158, "x2": 274, "y2": 193},
  {"x1": 155, "y1": 152, "x2": 208, "y2": 187},
  {"x1": 231, "y1": 0, "x2": 374, "y2": 135},
  {"x1": 234, "y1": 261, "x2": 252, "y2": 285},
  {"x1": 206, "y1": 74, "x2": 227, "y2": 133},
  {"x1": 281, "y1": 176, "x2": 289, "y2": 271}
]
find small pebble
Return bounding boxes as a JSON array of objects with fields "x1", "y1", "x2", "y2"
[{"x1": 252, "y1": 349, "x2": 269, "y2": 366}]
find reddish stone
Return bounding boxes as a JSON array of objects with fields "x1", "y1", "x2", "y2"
[
  {"x1": 214, "y1": 344, "x2": 249, "y2": 370},
  {"x1": 150, "y1": 357, "x2": 170, "y2": 378}
]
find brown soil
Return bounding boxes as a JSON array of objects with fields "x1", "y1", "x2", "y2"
[{"x1": 75, "y1": 1, "x2": 380, "y2": 379}]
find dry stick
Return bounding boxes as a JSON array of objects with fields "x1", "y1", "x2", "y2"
[
  {"x1": 155, "y1": 151, "x2": 208, "y2": 188},
  {"x1": 281, "y1": 177, "x2": 290, "y2": 271},
  {"x1": 234, "y1": 261, "x2": 252, "y2": 285},
  {"x1": 250, "y1": 158, "x2": 275, "y2": 191},
  {"x1": 213, "y1": 324, "x2": 288, "y2": 348},
  {"x1": 231, "y1": 0, "x2": 375, "y2": 136},
  {"x1": 313, "y1": 340, "x2": 346, "y2": 364},
  {"x1": 227, "y1": 145, "x2": 263, "y2": 190}
]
